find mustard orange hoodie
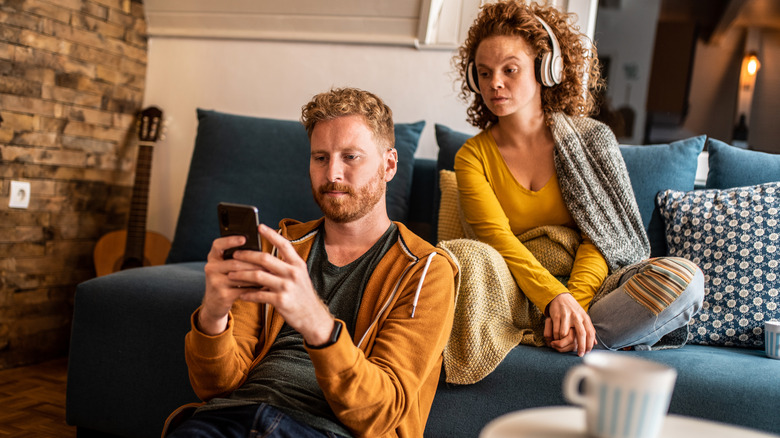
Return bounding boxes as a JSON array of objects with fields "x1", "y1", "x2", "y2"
[{"x1": 171, "y1": 218, "x2": 457, "y2": 438}]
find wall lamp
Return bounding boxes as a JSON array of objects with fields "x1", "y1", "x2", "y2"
[
  {"x1": 733, "y1": 50, "x2": 762, "y2": 148},
  {"x1": 744, "y1": 52, "x2": 761, "y2": 79}
]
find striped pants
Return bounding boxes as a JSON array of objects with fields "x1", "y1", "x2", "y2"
[{"x1": 589, "y1": 257, "x2": 705, "y2": 351}]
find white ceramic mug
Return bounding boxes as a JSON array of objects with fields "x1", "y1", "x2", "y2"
[
  {"x1": 766, "y1": 321, "x2": 780, "y2": 360},
  {"x1": 562, "y1": 351, "x2": 677, "y2": 438}
]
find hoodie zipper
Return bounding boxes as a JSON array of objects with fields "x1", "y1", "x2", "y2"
[{"x1": 356, "y1": 252, "x2": 437, "y2": 348}]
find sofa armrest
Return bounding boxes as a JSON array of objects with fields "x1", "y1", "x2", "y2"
[{"x1": 66, "y1": 263, "x2": 206, "y2": 438}]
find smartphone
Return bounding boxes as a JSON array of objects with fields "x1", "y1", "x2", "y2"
[{"x1": 217, "y1": 202, "x2": 261, "y2": 259}]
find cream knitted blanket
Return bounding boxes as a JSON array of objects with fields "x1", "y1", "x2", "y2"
[{"x1": 438, "y1": 226, "x2": 581, "y2": 385}]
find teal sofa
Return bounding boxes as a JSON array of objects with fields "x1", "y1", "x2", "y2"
[{"x1": 66, "y1": 110, "x2": 780, "y2": 437}]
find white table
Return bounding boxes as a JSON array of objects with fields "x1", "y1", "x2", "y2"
[{"x1": 480, "y1": 406, "x2": 779, "y2": 438}]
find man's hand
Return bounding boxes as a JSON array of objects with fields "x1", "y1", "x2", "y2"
[
  {"x1": 200, "y1": 234, "x2": 260, "y2": 335},
  {"x1": 544, "y1": 293, "x2": 597, "y2": 356},
  {"x1": 228, "y1": 224, "x2": 335, "y2": 347}
]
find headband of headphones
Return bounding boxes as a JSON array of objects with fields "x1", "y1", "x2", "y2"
[
  {"x1": 535, "y1": 15, "x2": 563, "y2": 87},
  {"x1": 466, "y1": 14, "x2": 564, "y2": 94}
]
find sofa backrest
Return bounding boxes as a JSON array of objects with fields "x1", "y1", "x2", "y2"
[
  {"x1": 617, "y1": 136, "x2": 705, "y2": 256},
  {"x1": 167, "y1": 109, "x2": 426, "y2": 263}
]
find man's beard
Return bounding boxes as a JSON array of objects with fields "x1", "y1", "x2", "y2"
[{"x1": 313, "y1": 166, "x2": 386, "y2": 223}]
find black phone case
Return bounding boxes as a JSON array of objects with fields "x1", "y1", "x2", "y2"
[{"x1": 217, "y1": 202, "x2": 260, "y2": 259}]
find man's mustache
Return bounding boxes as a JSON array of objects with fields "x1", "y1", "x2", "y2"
[{"x1": 318, "y1": 182, "x2": 353, "y2": 195}]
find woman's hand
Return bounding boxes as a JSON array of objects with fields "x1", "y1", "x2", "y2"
[{"x1": 544, "y1": 293, "x2": 597, "y2": 356}]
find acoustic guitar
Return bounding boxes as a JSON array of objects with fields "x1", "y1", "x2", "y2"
[{"x1": 93, "y1": 106, "x2": 171, "y2": 277}]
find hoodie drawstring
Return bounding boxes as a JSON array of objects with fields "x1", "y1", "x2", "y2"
[{"x1": 411, "y1": 252, "x2": 436, "y2": 318}]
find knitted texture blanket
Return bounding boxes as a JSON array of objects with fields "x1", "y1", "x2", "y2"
[
  {"x1": 438, "y1": 225, "x2": 581, "y2": 385},
  {"x1": 550, "y1": 113, "x2": 650, "y2": 272},
  {"x1": 550, "y1": 114, "x2": 689, "y2": 348}
]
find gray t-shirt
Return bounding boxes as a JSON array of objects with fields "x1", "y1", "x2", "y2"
[{"x1": 198, "y1": 223, "x2": 398, "y2": 436}]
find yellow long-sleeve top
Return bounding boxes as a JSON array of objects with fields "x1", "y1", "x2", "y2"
[{"x1": 454, "y1": 129, "x2": 609, "y2": 313}]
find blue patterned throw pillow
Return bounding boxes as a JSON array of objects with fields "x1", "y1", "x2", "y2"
[{"x1": 656, "y1": 182, "x2": 780, "y2": 348}]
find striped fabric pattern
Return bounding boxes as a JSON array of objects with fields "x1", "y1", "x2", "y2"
[
  {"x1": 622, "y1": 257, "x2": 698, "y2": 315},
  {"x1": 596, "y1": 385, "x2": 671, "y2": 438}
]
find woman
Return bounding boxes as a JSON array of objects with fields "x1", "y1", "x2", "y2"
[{"x1": 452, "y1": 0, "x2": 704, "y2": 357}]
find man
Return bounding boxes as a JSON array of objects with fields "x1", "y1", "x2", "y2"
[{"x1": 165, "y1": 88, "x2": 456, "y2": 438}]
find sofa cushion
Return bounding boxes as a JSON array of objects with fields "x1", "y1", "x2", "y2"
[
  {"x1": 705, "y1": 139, "x2": 780, "y2": 189},
  {"x1": 427, "y1": 344, "x2": 780, "y2": 437},
  {"x1": 437, "y1": 170, "x2": 476, "y2": 242},
  {"x1": 657, "y1": 182, "x2": 780, "y2": 348},
  {"x1": 67, "y1": 263, "x2": 205, "y2": 437},
  {"x1": 619, "y1": 136, "x2": 705, "y2": 257},
  {"x1": 435, "y1": 123, "x2": 473, "y2": 172},
  {"x1": 433, "y1": 124, "x2": 474, "y2": 243},
  {"x1": 392, "y1": 120, "x2": 426, "y2": 221},
  {"x1": 167, "y1": 109, "x2": 424, "y2": 263},
  {"x1": 434, "y1": 123, "x2": 704, "y2": 257},
  {"x1": 406, "y1": 159, "x2": 438, "y2": 244}
]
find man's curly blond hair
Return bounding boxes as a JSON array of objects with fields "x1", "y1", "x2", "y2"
[
  {"x1": 301, "y1": 87, "x2": 395, "y2": 150},
  {"x1": 455, "y1": 0, "x2": 604, "y2": 129}
]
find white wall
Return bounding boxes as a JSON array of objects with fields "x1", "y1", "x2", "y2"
[
  {"x1": 139, "y1": 0, "x2": 600, "y2": 241},
  {"x1": 142, "y1": 38, "x2": 477, "y2": 240}
]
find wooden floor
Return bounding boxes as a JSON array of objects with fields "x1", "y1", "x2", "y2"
[{"x1": 0, "y1": 357, "x2": 77, "y2": 437}]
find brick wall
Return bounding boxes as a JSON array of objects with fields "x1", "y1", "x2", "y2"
[{"x1": 0, "y1": 0, "x2": 147, "y2": 370}]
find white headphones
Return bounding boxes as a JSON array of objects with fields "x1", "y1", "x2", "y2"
[
  {"x1": 535, "y1": 15, "x2": 564, "y2": 87},
  {"x1": 466, "y1": 15, "x2": 564, "y2": 94}
]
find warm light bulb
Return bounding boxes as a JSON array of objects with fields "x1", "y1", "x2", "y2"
[{"x1": 746, "y1": 55, "x2": 760, "y2": 76}]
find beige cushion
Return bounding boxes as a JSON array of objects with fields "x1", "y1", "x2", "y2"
[{"x1": 437, "y1": 170, "x2": 475, "y2": 242}]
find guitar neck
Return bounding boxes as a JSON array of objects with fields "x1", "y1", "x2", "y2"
[{"x1": 124, "y1": 142, "x2": 154, "y2": 261}]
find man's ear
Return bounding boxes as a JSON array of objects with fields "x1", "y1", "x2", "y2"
[{"x1": 384, "y1": 148, "x2": 398, "y2": 182}]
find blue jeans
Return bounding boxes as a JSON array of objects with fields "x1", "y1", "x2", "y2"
[
  {"x1": 589, "y1": 258, "x2": 705, "y2": 351},
  {"x1": 167, "y1": 404, "x2": 347, "y2": 438}
]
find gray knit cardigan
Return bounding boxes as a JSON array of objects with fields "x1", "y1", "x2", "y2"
[
  {"x1": 550, "y1": 112, "x2": 651, "y2": 273},
  {"x1": 551, "y1": 114, "x2": 690, "y2": 347}
]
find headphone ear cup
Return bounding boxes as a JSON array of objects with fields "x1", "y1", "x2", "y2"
[
  {"x1": 538, "y1": 51, "x2": 553, "y2": 87},
  {"x1": 534, "y1": 15, "x2": 563, "y2": 87},
  {"x1": 550, "y1": 55, "x2": 563, "y2": 85},
  {"x1": 535, "y1": 56, "x2": 544, "y2": 86},
  {"x1": 466, "y1": 61, "x2": 481, "y2": 94}
]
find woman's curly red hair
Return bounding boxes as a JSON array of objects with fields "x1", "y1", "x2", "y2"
[{"x1": 455, "y1": 0, "x2": 604, "y2": 129}]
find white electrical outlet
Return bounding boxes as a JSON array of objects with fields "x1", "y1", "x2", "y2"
[{"x1": 9, "y1": 180, "x2": 31, "y2": 209}]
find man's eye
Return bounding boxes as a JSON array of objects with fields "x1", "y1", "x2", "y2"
[
  {"x1": 312, "y1": 156, "x2": 327, "y2": 162},
  {"x1": 345, "y1": 155, "x2": 358, "y2": 161}
]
